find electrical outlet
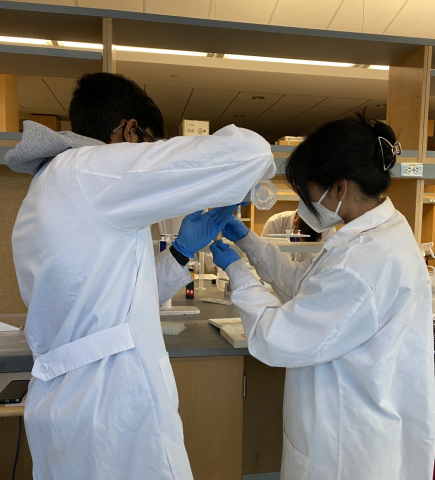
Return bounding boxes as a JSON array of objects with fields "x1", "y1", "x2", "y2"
[{"x1": 400, "y1": 163, "x2": 423, "y2": 177}]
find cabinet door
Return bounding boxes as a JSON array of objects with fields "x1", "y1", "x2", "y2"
[
  {"x1": 243, "y1": 355, "x2": 286, "y2": 475},
  {"x1": 0, "y1": 416, "x2": 32, "y2": 480},
  {"x1": 171, "y1": 356, "x2": 244, "y2": 480}
]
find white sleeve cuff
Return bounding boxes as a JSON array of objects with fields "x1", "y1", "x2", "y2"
[
  {"x1": 236, "y1": 230, "x2": 269, "y2": 264},
  {"x1": 226, "y1": 259, "x2": 260, "y2": 290}
]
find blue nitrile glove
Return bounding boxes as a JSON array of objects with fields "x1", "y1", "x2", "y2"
[
  {"x1": 209, "y1": 240, "x2": 241, "y2": 271},
  {"x1": 222, "y1": 215, "x2": 249, "y2": 243},
  {"x1": 173, "y1": 205, "x2": 238, "y2": 259}
]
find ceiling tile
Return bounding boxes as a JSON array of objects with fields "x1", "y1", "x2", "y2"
[
  {"x1": 51, "y1": 91, "x2": 73, "y2": 103},
  {"x1": 19, "y1": 89, "x2": 59, "y2": 104},
  {"x1": 18, "y1": 77, "x2": 47, "y2": 90},
  {"x1": 146, "y1": 0, "x2": 211, "y2": 18},
  {"x1": 363, "y1": 0, "x2": 411, "y2": 35},
  {"x1": 224, "y1": 101, "x2": 271, "y2": 115},
  {"x1": 78, "y1": 0, "x2": 143, "y2": 12},
  {"x1": 276, "y1": 94, "x2": 327, "y2": 106},
  {"x1": 146, "y1": 85, "x2": 192, "y2": 100},
  {"x1": 235, "y1": 92, "x2": 283, "y2": 104},
  {"x1": 328, "y1": 0, "x2": 364, "y2": 33},
  {"x1": 220, "y1": 109, "x2": 264, "y2": 122},
  {"x1": 19, "y1": 102, "x2": 66, "y2": 114},
  {"x1": 190, "y1": 89, "x2": 239, "y2": 102},
  {"x1": 384, "y1": 0, "x2": 435, "y2": 39},
  {"x1": 289, "y1": 106, "x2": 350, "y2": 124},
  {"x1": 44, "y1": 78, "x2": 76, "y2": 92},
  {"x1": 318, "y1": 97, "x2": 368, "y2": 108},
  {"x1": 215, "y1": 0, "x2": 277, "y2": 24},
  {"x1": 159, "y1": 105, "x2": 186, "y2": 117},
  {"x1": 184, "y1": 99, "x2": 229, "y2": 117},
  {"x1": 364, "y1": 99, "x2": 388, "y2": 117},
  {"x1": 182, "y1": 107, "x2": 223, "y2": 121},
  {"x1": 256, "y1": 104, "x2": 311, "y2": 123},
  {"x1": 270, "y1": 0, "x2": 344, "y2": 29},
  {"x1": 186, "y1": 98, "x2": 230, "y2": 109}
]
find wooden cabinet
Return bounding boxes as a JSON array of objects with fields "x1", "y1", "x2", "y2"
[
  {"x1": 172, "y1": 356, "x2": 245, "y2": 480},
  {"x1": 0, "y1": 416, "x2": 32, "y2": 480},
  {"x1": 0, "y1": 356, "x2": 287, "y2": 480},
  {"x1": 242, "y1": 356, "x2": 285, "y2": 476}
]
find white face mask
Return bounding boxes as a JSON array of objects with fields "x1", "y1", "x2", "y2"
[{"x1": 297, "y1": 186, "x2": 344, "y2": 233}]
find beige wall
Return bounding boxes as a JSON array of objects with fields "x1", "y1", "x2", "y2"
[{"x1": 0, "y1": 167, "x2": 31, "y2": 314}]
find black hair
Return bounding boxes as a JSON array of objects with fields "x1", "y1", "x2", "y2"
[
  {"x1": 295, "y1": 214, "x2": 322, "y2": 242},
  {"x1": 69, "y1": 73, "x2": 164, "y2": 143},
  {"x1": 285, "y1": 109, "x2": 398, "y2": 216}
]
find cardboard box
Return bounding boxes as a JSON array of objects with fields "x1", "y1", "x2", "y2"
[
  {"x1": 276, "y1": 136, "x2": 304, "y2": 146},
  {"x1": 428, "y1": 119, "x2": 434, "y2": 138},
  {"x1": 179, "y1": 119, "x2": 209, "y2": 136}
]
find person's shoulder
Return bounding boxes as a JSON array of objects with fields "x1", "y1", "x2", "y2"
[{"x1": 268, "y1": 210, "x2": 296, "y2": 223}]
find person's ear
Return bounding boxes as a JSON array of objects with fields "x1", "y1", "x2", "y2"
[
  {"x1": 124, "y1": 119, "x2": 139, "y2": 143},
  {"x1": 336, "y1": 179, "x2": 347, "y2": 201}
]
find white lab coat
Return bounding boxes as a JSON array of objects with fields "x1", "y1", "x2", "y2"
[
  {"x1": 261, "y1": 210, "x2": 335, "y2": 262},
  {"x1": 227, "y1": 197, "x2": 435, "y2": 480},
  {"x1": 12, "y1": 125, "x2": 275, "y2": 480}
]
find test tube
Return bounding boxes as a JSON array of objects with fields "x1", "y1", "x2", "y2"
[{"x1": 197, "y1": 251, "x2": 206, "y2": 290}]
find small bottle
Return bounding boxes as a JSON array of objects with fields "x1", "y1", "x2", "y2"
[
  {"x1": 186, "y1": 268, "x2": 195, "y2": 299},
  {"x1": 236, "y1": 205, "x2": 242, "y2": 219},
  {"x1": 159, "y1": 234, "x2": 167, "y2": 253}
]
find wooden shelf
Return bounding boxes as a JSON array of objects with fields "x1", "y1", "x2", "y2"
[
  {"x1": 0, "y1": 44, "x2": 102, "y2": 78},
  {"x1": 0, "y1": 405, "x2": 24, "y2": 417},
  {"x1": 1, "y1": 1, "x2": 435, "y2": 65}
]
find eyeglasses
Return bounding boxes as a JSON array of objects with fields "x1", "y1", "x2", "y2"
[{"x1": 112, "y1": 122, "x2": 158, "y2": 143}]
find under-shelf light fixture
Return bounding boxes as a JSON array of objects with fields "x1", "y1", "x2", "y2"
[
  {"x1": 223, "y1": 53, "x2": 354, "y2": 68},
  {"x1": 115, "y1": 45, "x2": 207, "y2": 57},
  {"x1": 368, "y1": 65, "x2": 389, "y2": 70},
  {"x1": 0, "y1": 36, "x2": 52, "y2": 46},
  {"x1": 58, "y1": 41, "x2": 102, "y2": 50},
  {"x1": 0, "y1": 36, "x2": 394, "y2": 70}
]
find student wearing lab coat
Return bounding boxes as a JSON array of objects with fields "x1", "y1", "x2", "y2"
[
  {"x1": 5, "y1": 73, "x2": 275, "y2": 480},
  {"x1": 210, "y1": 112, "x2": 435, "y2": 480},
  {"x1": 262, "y1": 210, "x2": 335, "y2": 261}
]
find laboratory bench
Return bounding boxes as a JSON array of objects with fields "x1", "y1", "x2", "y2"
[{"x1": 0, "y1": 281, "x2": 285, "y2": 480}]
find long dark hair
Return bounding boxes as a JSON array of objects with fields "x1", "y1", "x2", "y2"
[{"x1": 285, "y1": 109, "x2": 397, "y2": 216}]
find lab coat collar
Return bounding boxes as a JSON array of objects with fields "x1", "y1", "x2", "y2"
[{"x1": 324, "y1": 197, "x2": 395, "y2": 250}]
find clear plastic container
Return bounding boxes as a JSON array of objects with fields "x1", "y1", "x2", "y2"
[{"x1": 243, "y1": 180, "x2": 277, "y2": 210}]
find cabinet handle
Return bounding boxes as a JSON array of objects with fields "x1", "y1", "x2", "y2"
[{"x1": 243, "y1": 373, "x2": 247, "y2": 398}]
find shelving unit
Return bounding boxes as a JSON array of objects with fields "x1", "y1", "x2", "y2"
[{"x1": 0, "y1": 4, "x2": 434, "y2": 479}]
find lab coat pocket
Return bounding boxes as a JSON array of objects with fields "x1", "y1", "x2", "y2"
[
  {"x1": 158, "y1": 352, "x2": 183, "y2": 434},
  {"x1": 281, "y1": 431, "x2": 309, "y2": 480}
]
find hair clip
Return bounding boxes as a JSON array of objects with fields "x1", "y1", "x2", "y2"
[{"x1": 378, "y1": 136, "x2": 402, "y2": 171}]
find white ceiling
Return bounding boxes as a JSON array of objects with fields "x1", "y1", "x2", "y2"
[
  {"x1": 16, "y1": 73, "x2": 391, "y2": 142},
  {"x1": 9, "y1": 0, "x2": 435, "y2": 142},
  {"x1": 5, "y1": 0, "x2": 435, "y2": 39},
  {"x1": 16, "y1": 55, "x2": 435, "y2": 143}
]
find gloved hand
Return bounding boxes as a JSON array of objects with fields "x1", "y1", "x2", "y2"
[
  {"x1": 209, "y1": 240, "x2": 241, "y2": 271},
  {"x1": 222, "y1": 215, "x2": 249, "y2": 243},
  {"x1": 173, "y1": 205, "x2": 238, "y2": 259}
]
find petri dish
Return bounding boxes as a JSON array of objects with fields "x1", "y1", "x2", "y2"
[{"x1": 250, "y1": 180, "x2": 277, "y2": 210}]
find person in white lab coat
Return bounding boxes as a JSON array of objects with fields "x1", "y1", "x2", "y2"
[
  {"x1": 262, "y1": 210, "x2": 335, "y2": 262},
  {"x1": 5, "y1": 72, "x2": 275, "y2": 480},
  {"x1": 211, "y1": 111, "x2": 435, "y2": 480}
]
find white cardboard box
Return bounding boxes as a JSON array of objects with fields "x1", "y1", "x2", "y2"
[{"x1": 179, "y1": 119, "x2": 209, "y2": 136}]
